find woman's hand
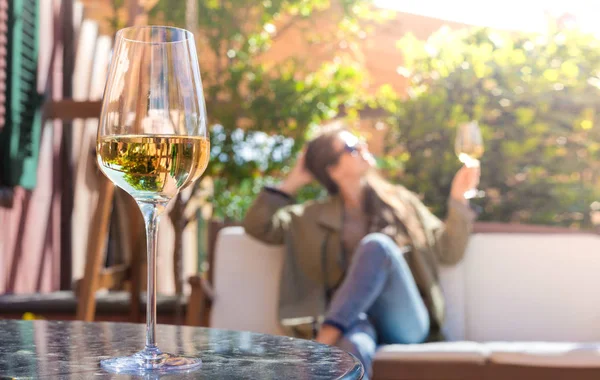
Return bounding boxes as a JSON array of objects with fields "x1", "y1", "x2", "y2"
[
  {"x1": 278, "y1": 152, "x2": 314, "y2": 196},
  {"x1": 316, "y1": 324, "x2": 342, "y2": 346},
  {"x1": 450, "y1": 165, "x2": 481, "y2": 204}
]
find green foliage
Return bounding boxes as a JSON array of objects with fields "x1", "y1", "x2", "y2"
[
  {"x1": 383, "y1": 25, "x2": 600, "y2": 227},
  {"x1": 211, "y1": 174, "x2": 326, "y2": 221},
  {"x1": 149, "y1": 0, "x2": 387, "y2": 220},
  {"x1": 107, "y1": 0, "x2": 126, "y2": 35}
]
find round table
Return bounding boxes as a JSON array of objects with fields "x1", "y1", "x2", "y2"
[{"x1": 0, "y1": 320, "x2": 363, "y2": 379}]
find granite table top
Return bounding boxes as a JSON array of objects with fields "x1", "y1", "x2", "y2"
[{"x1": 0, "y1": 319, "x2": 363, "y2": 379}]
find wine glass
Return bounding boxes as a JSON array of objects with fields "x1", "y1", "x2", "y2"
[
  {"x1": 455, "y1": 121, "x2": 484, "y2": 199},
  {"x1": 96, "y1": 26, "x2": 209, "y2": 374}
]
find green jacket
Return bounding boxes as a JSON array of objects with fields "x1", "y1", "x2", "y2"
[{"x1": 243, "y1": 185, "x2": 475, "y2": 333}]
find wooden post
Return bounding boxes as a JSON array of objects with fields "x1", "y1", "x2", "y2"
[
  {"x1": 59, "y1": 0, "x2": 75, "y2": 290},
  {"x1": 75, "y1": 177, "x2": 114, "y2": 321},
  {"x1": 127, "y1": 0, "x2": 144, "y2": 26}
]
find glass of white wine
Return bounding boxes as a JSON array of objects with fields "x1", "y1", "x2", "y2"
[
  {"x1": 96, "y1": 26, "x2": 209, "y2": 374},
  {"x1": 455, "y1": 121, "x2": 484, "y2": 199}
]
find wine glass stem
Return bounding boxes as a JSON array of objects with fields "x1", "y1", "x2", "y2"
[{"x1": 138, "y1": 201, "x2": 166, "y2": 353}]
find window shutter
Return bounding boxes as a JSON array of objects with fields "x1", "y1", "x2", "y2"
[{"x1": 0, "y1": 0, "x2": 42, "y2": 189}]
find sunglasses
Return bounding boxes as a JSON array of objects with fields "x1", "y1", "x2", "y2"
[{"x1": 328, "y1": 134, "x2": 366, "y2": 165}]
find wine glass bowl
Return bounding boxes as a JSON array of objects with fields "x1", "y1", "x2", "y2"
[
  {"x1": 455, "y1": 121, "x2": 483, "y2": 167},
  {"x1": 96, "y1": 26, "x2": 207, "y2": 374},
  {"x1": 455, "y1": 121, "x2": 484, "y2": 198}
]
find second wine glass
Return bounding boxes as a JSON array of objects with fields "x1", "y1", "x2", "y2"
[
  {"x1": 454, "y1": 121, "x2": 484, "y2": 199},
  {"x1": 96, "y1": 26, "x2": 208, "y2": 374}
]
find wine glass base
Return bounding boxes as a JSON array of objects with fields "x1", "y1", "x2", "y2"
[{"x1": 101, "y1": 351, "x2": 202, "y2": 375}]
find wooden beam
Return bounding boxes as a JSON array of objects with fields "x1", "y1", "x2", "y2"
[
  {"x1": 43, "y1": 99, "x2": 390, "y2": 124},
  {"x1": 44, "y1": 99, "x2": 102, "y2": 121}
]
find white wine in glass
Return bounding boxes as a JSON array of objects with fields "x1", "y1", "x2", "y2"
[
  {"x1": 98, "y1": 135, "x2": 209, "y2": 202},
  {"x1": 455, "y1": 121, "x2": 484, "y2": 199},
  {"x1": 96, "y1": 26, "x2": 208, "y2": 374}
]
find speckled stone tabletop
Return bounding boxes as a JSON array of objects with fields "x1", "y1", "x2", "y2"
[{"x1": 0, "y1": 319, "x2": 363, "y2": 379}]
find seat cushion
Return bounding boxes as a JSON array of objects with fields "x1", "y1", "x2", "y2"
[
  {"x1": 375, "y1": 342, "x2": 488, "y2": 364},
  {"x1": 487, "y1": 342, "x2": 600, "y2": 368}
]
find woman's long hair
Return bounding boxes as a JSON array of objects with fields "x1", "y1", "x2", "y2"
[
  {"x1": 303, "y1": 124, "x2": 427, "y2": 247},
  {"x1": 303, "y1": 125, "x2": 344, "y2": 194},
  {"x1": 303, "y1": 123, "x2": 389, "y2": 197}
]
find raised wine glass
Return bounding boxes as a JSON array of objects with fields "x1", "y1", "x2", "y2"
[
  {"x1": 455, "y1": 121, "x2": 484, "y2": 199},
  {"x1": 96, "y1": 26, "x2": 209, "y2": 374}
]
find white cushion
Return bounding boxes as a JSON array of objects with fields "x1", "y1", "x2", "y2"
[
  {"x1": 487, "y1": 342, "x2": 600, "y2": 368},
  {"x1": 210, "y1": 227, "x2": 286, "y2": 335},
  {"x1": 439, "y1": 261, "x2": 466, "y2": 341},
  {"x1": 375, "y1": 342, "x2": 488, "y2": 363},
  {"x1": 463, "y1": 233, "x2": 600, "y2": 342}
]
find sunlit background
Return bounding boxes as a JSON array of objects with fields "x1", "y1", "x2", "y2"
[
  {"x1": 2, "y1": 0, "x2": 600, "y2": 324},
  {"x1": 375, "y1": 0, "x2": 598, "y2": 33}
]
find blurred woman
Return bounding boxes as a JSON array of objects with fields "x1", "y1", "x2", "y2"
[{"x1": 243, "y1": 125, "x2": 479, "y2": 378}]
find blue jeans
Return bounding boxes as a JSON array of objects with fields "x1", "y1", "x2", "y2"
[{"x1": 324, "y1": 233, "x2": 430, "y2": 379}]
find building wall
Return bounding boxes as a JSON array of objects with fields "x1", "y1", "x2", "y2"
[{"x1": 1, "y1": 0, "x2": 64, "y2": 294}]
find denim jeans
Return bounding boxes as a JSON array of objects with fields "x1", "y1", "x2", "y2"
[{"x1": 324, "y1": 233, "x2": 430, "y2": 379}]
